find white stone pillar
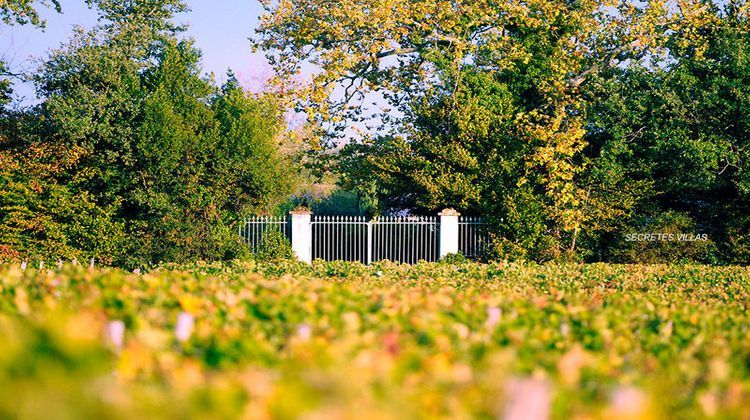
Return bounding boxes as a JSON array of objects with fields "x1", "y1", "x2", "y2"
[
  {"x1": 290, "y1": 208, "x2": 312, "y2": 263},
  {"x1": 439, "y1": 208, "x2": 460, "y2": 259}
]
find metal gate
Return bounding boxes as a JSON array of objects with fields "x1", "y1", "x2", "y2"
[
  {"x1": 371, "y1": 216, "x2": 438, "y2": 264},
  {"x1": 312, "y1": 216, "x2": 369, "y2": 263},
  {"x1": 240, "y1": 213, "x2": 487, "y2": 264}
]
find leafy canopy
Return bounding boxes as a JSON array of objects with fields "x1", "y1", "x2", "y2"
[
  {"x1": 0, "y1": 0, "x2": 60, "y2": 28},
  {"x1": 1, "y1": 0, "x2": 296, "y2": 265},
  {"x1": 256, "y1": 0, "x2": 748, "y2": 261}
]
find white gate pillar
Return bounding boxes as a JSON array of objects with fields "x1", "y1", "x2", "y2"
[
  {"x1": 439, "y1": 208, "x2": 460, "y2": 259},
  {"x1": 290, "y1": 208, "x2": 312, "y2": 263}
]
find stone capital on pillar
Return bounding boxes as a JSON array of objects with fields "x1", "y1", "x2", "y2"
[
  {"x1": 438, "y1": 208, "x2": 461, "y2": 217},
  {"x1": 438, "y1": 208, "x2": 460, "y2": 258},
  {"x1": 290, "y1": 207, "x2": 312, "y2": 263}
]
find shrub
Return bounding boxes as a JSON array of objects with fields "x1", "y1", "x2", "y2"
[
  {"x1": 256, "y1": 229, "x2": 294, "y2": 261},
  {"x1": 438, "y1": 252, "x2": 469, "y2": 264}
]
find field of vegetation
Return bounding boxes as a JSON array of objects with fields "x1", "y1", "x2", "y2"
[{"x1": 0, "y1": 260, "x2": 748, "y2": 419}]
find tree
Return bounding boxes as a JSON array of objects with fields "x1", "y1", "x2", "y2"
[
  {"x1": 339, "y1": 67, "x2": 583, "y2": 260},
  {"x1": 1, "y1": 0, "x2": 60, "y2": 27},
  {"x1": 255, "y1": 0, "x2": 718, "y2": 258},
  {"x1": 1, "y1": 0, "x2": 296, "y2": 265},
  {"x1": 583, "y1": 8, "x2": 750, "y2": 263},
  {"x1": 256, "y1": 0, "x2": 744, "y2": 261},
  {"x1": 0, "y1": 108, "x2": 126, "y2": 262},
  {"x1": 1, "y1": 0, "x2": 61, "y2": 109}
]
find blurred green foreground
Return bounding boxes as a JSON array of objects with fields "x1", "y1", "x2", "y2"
[{"x1": 0, "y1": 260, "x2": 749, "y2": 419}]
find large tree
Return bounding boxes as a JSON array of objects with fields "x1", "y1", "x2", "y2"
[
  {"x1": 582, "y1": 10, "x2": 750, "y2": 263},
  {"x1": 256, "y1": 0, "x2": 744, "y2": 261},
  {"x1": 1, "y1": 0, "x2": 295, "y2": 265}
]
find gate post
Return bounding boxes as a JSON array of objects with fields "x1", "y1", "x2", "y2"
[
  {"x1": 366, "y1": 221, "x2": 373, "y2": 265},
  {"x1": 438, "y1": 208, "x2": 460, "y2": 259},
  {"x1": 290, "y1": 207, "x2": 312, "y2": 263}
]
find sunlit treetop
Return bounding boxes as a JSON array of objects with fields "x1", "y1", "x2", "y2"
[
  {"x1": 0, "y1": 0, "x2": 61, "y2": 28},
  {"x1": 255, "y1": 0, "x2": 738, "y2": 138}
]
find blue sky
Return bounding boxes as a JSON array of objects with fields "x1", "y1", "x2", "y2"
[{"x1": 1, "y1": 1, "x2": 271, "y2": 103}]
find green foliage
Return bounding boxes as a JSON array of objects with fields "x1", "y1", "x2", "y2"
[
  {"x1": 2, "y1": 0, "x2": 750, "y2": 266},
  {"x1": 583, "y1": 13, "x2": 750, "y2": 264},
  {"x1": 0, "y1": 173, "x2": 126, "y2": 264},
  {"x1": 0, "y1": 0, "x2": 61, "y2": 111},
  {"x1": 0, "y1": 314, "x2": 117, "y2": 419},
  {"x1": 309, "y1": 189, "x2": 367, "y2": 216},
  {"x1": 0, "y1": 62, "x2": 11, "y2": 110},
  {"x1": 255, "y1": 229, "x2": 294, "y2": 261},
  {"x1": 2, "y1": 261, "x2": 750, "y2": 417},
  {"x1": 0, "y1": 0, "x2": 60, "y2": 28},
  {"x1": 338, "y1": 5, "x2": 750, "y2": 264},
  {"x1": 281, "y1": 189, "x2": 373, "y2": 217},
  {"x1": 0, "y1": 1, "x2": 296, "y2": 266},
  {"x1": 609, "y1": 211, "x2": 718, "y2": 264},
  {"x1": 438, "y1": 252, "x2": 469, "y2": 264},
  {"x1": 340, "y1": 67, "x2": 579, "y2": 260},
  {"x1": 212, "y1": 73, "x2": 296, "y2": 215}
]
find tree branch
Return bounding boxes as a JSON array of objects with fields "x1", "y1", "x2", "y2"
[{"x1": 568, "y1": 39, "x2": 644, "y2": 87}]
